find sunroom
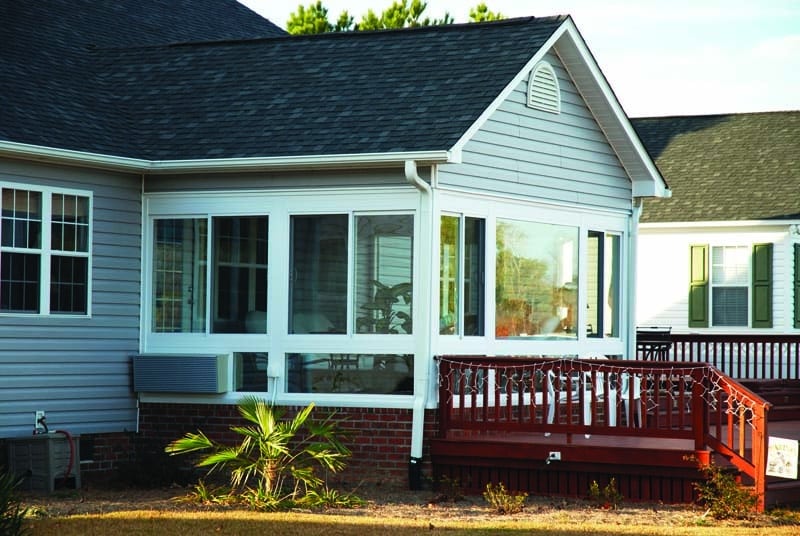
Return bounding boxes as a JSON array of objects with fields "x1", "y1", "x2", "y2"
[{"x1": 137, "y1": 176, "x2": 631, "y2": 408}]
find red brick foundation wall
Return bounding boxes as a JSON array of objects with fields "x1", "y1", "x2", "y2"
[{"x1": 136, "y1": 402, "x2": 439, "y2": 489}]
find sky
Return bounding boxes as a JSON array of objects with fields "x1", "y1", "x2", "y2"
[{"x1": 239, "y1": 0, "x2": 800, "y2": 118}]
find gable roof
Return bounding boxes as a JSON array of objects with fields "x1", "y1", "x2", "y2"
[
  {"x1": 0, "y1": 3, "x2": 667, "y2": 198},
  {"x1": 633, "y1": 111, "x2": 800, "y2": 222}
]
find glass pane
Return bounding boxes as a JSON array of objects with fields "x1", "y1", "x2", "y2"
[
  {"x1": 712, "y1": 246, "x2": 748, "y2": 285},
  {"x1": 211, "y1": 216, "x2": 268, "y2": 334},
  {"x1": 712, "y1": 287, "x2": 748, "y2": 326},
  {"x1": 464, "y1": 217, "x2": 485, "y2": 336},
  {"x1": 604, "y1": 234, "x2": 620, "y2": 337},
  {"x1": 51, "y1": 194, "x2": 89, "y2": 252},
  {"x1": 287, "y1": 353, "x2": 413, "y2": 394},
  {"x1": 152, "y1": 219, "x2": 207, "y2": 333},
  {"x1": 2, "y1": 188, "x2": 41, "y2": 248},
  {"x1": 234, "y1": 352, "x2": 269, "y2": 392},
  {"x1": 50, "y1": 255, "x2": 88, "y2": 314},
  {"x1": 0, "y1": 252, "x2": 40, "y2": 313},
  {"x1": 495, "y1": 219, "x2": 578, "y2": 338},
  {"x1": 439, "y1": 216, "x2": 459, "y2": 335},
  {"x1": 290, "y1": 215, "x2": 347, "y2": 334},
  {"x1": 354, "y1": 215, "x2": 413, "y2": 334},
  {"x1": 587, "y1": 232, "x2": 600, "y2": 337}
]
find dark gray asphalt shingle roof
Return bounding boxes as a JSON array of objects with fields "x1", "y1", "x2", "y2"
[
  {"x1": 1, "y1": 0, "x2": 566, "y2": 161},
  {"x1": 632, "y1": 112, "x2": 800, "y2": 222}
]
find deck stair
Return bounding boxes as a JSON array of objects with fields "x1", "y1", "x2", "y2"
[{"x1": 739, "y1": 379, "x2": 800, "y2": 421}]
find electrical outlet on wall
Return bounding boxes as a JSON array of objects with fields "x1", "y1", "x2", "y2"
[{"x1": 34, "y1": 410, "x2": 46, "y2": 432}]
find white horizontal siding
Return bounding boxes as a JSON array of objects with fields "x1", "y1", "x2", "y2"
[
  {"x1": 636, "y1": 225, "x2": 792, "y2": 333},
  {"x1": 439, "y1": 52, "x2": 632, "y2": 213},
  {"x1": 0, "y1": 159, "x2": 140, "y2": 438}
]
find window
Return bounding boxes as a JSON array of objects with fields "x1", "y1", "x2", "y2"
[
  {"x1": 287, "y1": 353, "x2": 413, "y2": 394},
  {"x1": 495, "y1": 219, "x2": 578, "y2": 338},
  {"x1": 355, "y1": 215, "x2": 413, "y2": 334},
  {"x1": 0, "y1": 185, "x2": 90, "y2": 315},
  {"x1": 153, "y1": 219, "x2": 207, "y2": 332},
  {"x1": 153, "y1": 216, "x2": 269, "y2": 334},
  {"x1": 711, "y1": 246, "x2": 749, "y2": 326},
  {"x1": 289, "y1": 215, "x2": 348, "y2": 334},
  {"x1": 212, "y1": 216, "x2": 268, "y2": 333},
  {"x1": 439, "y1": 215, "x2": 485, "y2": 336},
  {"x1": 688, "y1": 243, "x2": 772, "y2": 328},
  {"x1": 587, "y1": 231, "x2": 620, "y2": 337}
]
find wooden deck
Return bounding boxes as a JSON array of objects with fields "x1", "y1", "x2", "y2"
[{"x1": 431, "y1": 356, "x2": 799, "y2": 509}]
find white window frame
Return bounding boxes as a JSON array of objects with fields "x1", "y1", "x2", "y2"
[
  {"x1": 140, "y1": 187, "x2": 419, "y2": 408},
  {"x1": 710, "y1": 244, "x2": 750, "y2": 327},
  {"x1": 0, "y1": 181, "x2": 93, "y2": 317}
]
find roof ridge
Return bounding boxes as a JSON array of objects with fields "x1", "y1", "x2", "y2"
[{"x1": 94, "y1": 15, "x2": 568, "y2": 52}]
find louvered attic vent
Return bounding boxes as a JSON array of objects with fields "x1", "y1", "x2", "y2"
[{"x1": 527, "y1": 61, "x2": 560, "y2": 113}]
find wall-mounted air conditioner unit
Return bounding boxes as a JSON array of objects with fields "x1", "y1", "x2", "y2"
[{"x1": 132, "y1": 354, "x2": 229, "y2": 393}]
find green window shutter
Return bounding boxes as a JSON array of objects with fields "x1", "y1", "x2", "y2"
[
  {"x1": 751, "y1": 243, "x2": 773, "y2": 328},
  {"x1": 688, "y1": 244, "x2": 709, "y2": 328},
  {"x1": 795, "y1": 244, "x2": 800, "y2": 329}
]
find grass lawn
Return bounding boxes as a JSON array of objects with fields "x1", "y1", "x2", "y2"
[{"x1": 27, "y1": 509, "x2": 800, "y2": 536}]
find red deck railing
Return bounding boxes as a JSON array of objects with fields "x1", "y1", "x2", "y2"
[{"x1": 436, "y1": 356, "x2": 772, "y2": 510}]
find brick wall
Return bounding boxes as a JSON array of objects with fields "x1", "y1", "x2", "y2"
[{"x1": 135, "y1": 402, "x2": 439, "y2": 489}]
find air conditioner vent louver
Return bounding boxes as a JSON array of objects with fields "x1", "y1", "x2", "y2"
[
  {"x1": 132, "y1": 354, "x2": 229, "y2": 393},
  {"x1": 527, "y1": 61, "x2": 560, "y2": 114}
]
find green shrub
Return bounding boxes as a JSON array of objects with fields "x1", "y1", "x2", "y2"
[
  {"x1": 483, "y1": 482, "x2": 527, "y2": 514},
  {"x1": 165, "y1": 398, "x2": 356, "y2": 510},
  {"x1": 588, "y1": 477, "x2": 623, "y2": 510},
  {"x1": 0, "y1": 466, "x2": 29, "y2": 536},
  {"x1": 689, "y1": 456, "x2": 757, "y2": 520}
]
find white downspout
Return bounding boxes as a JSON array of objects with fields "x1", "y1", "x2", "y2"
[
  {"x1": 628, "y1": 198, "x2": 644, "y2": 360},
  {"x1": 404, "y1": 160, "x2": 432, "y2": 489}
]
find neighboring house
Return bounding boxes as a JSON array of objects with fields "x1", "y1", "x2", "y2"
[
  {"x1": 0, "y1": 1, "x2": 668, "y2": 485},
  {"x1": 633, "y1": 112, "x2": 800, "y2": 335}
]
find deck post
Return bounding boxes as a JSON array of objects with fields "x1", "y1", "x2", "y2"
[
  {"x1": 753, "y1": 404, "x2": 769, "y2": 512},
  {"x1": 691, "y1": 368, "x2": 707, "y2": 451}
]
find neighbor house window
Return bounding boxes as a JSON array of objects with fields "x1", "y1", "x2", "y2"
[
  {"x1": 1, "y1": 185, "x2": 90, "y2": 315},
  {"x1": 587, "y1": 231, "x2": 620, "y2": 337},
  {"x1": 711, "y1": 245, "x2": 749, "y2": 326},
  {"x1": 495, "y1": 219, "x2": 578, "y2": 338},
  {"x1": 688, "y1": 243, "x2": 773, "y2": 328},
  {"x1": 439, "y1": 215, "x2": 485, "y2": 336}
]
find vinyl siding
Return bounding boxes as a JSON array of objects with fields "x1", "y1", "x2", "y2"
[
  {"x1": 0, "y1": 159, "x2": 140, "y2": 438},
  {"x1": 145, "y1": 168, "x2": 410, "y2": 193},
  {"x1": 438, "y1": 52, "x2": 632, "y2": 212},
  {"x1": 637, "y1": 225, "x2": 791, "y2": 333}
]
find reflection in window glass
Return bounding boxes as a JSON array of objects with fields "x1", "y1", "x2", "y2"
[
  {"x1": 439, "y1": 216, "x2": 459, "y2": 334},
  {"x1": 212, "y1": 216, "x2": 268, "y2": 334},
  {"x1": 355, "y1": 215, "x2": 413, "y2": 334},
  {"x1": 287, "y1": 353, "x2": 413, "y2": 394},
  {"x1": 587, "y1": 232, "x2": 620, "y2": 338},
  {"x1": 495, "y1": 219, "x2": 578, "y2": 338},
  {"x1": 235, "y1": 352, "x2": 269, "y2": 392},
  {"x1": 153, "y1": 219, "x2": 207, "y2": 332},
  {"x1": 290, "y1": 215, "x2": 347, "y2": 334}
]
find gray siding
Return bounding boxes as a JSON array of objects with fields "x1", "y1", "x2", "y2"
[
  {"x1": 438, "y1": 52, "x2": 632, "y2": 212},
  {"x1": 145, "y1": 168, "x2": 411, "y2": 193},
  {"x1": 0, "y1": 160, "x2": 140, "y2": 438}
]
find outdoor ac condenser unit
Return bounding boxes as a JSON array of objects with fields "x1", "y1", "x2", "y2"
[{"x1": 132, "y1": 354, "x2": 229, "y2": 393}]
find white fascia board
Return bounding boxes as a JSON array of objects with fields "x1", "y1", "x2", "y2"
[
  {"x1": 553, "y1": 19, "x2": 670, "y2": 200},
  {"x1": 0, "y1": 140, "x2": 452, "y2": 174},
  {"x1": 640, "y1": 220, "x2": 798, "y2": 230}
]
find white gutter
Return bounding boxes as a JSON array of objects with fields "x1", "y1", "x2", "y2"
[
  {"x1": 627, "y1": 198, "x2": 644, "y2": 360},
  {"x1": 404, "y1": 160, "x2": 432, "y2": 487},
  {"x1": 0, "y1": 140, "x2": 452, "y2": 173}
]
